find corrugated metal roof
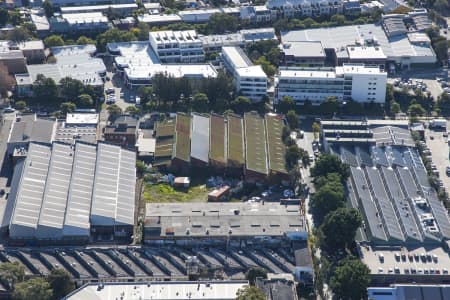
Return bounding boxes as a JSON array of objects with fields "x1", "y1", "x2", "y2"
[
  {"x1": 10, "y1": 143, "x2": 52, "y2": 238},
  {"x1": 63, "y1": 142, "x2": 96, "y2": 236},
  {"x1": 37, "y1": 143, "x2": 74, "y2": 238},
  {"x1": 191, "y1": 114, "x2": 210, "y2": 163}
]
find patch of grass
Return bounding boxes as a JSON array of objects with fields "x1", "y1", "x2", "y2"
[{"x1": 144, "y1": 183, "x2": 208, "y2": 203}]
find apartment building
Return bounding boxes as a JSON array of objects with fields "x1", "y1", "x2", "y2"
[
  {"x1": 275, "y1": 64, "x2": 387, "y2": 104},
  {"x1": 148, "y1": 30, "x2": 204, "y2": 63},
  {"x1": 221, "y1": 46, "x2": 267, "y2": 102},
  {"x1": 266, "y1": 0, "x2": 343, "y2": 18}
]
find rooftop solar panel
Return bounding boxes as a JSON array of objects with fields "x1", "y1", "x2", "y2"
[
  {"x1": 350, "y1": 167, "x2": 387, "y2": 241},
  {"x1": 365, "y1": 167, "x2": 404, "y2": 241},
  {"x1": 380, "y1": 166, "x2": 422, "y2": 242}
]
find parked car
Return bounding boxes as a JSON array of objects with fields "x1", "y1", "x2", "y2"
[{"x1": 3, "y1": 107, "x2": 15, "y2": 113}]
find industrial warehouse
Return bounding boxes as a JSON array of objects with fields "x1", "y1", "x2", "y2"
[
  {"x1": 153, "y1": 112, "x2": 289, "y2": 182},
  {"x1": 0, "y1": 141, "x2": 136, "y2": 244},
  {"x1": 321, "y1": 119, "x2": 450, "y2": 285}
]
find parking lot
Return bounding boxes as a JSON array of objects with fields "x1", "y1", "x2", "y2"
[
  {"x1": 0, "y1": 246, "x2": 299, "y2": 282},
  {"x1": 388, "y1": 76, "x2": 444, "y2": 100},
  {"x1": 103, "y1": 72, "x2": 138, "y2": 111},
  {"x1": 424, "y1": 125, "x2": 450, "y2": 200}
]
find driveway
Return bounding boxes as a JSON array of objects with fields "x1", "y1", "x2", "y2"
[
  {"x1": 425, "y1": 125, "x2": 450, "y2": 197},
  {"x1": 103, "y1": 72, "x2": 136, "y2": 112}
]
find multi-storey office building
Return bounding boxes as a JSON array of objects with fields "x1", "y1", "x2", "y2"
[
  {"x1": 266, "y1": 0, "x2": 343, "y2": 18},
  {"x1": 221, "y1": 46, "x2": 267, "y2": 102},
  {"x1": 274, "y1": 64, "x2": 387, "y2": 104},
  {"x1": 148, "y1": 30, "x2": 204, "y2": 63}
]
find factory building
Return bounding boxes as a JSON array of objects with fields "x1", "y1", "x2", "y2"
[{"x1": 1, "y1": 141, "x2": 136, "y2": 245}]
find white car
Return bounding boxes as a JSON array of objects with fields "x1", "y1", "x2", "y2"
[{"x1": 3, "y1": 107, "x2": 15, "y2": 113}]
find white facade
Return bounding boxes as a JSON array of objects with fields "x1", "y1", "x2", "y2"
[
  {"x1": 266, "y1": 0, "x2": 343, "y2": 17},
  {"x1": 222, "y1": 47, "x2": 267, "y2": 102},
  {"x1": 149, "y1": 30, "x2": 204, "y2": 63},
  {"x1": 275, "y1": 64, "x2": 386, "y2": 104}
]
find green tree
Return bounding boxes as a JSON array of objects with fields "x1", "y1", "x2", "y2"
[
  {"x1": 236, "y1": 286, "x2": 265, "y2": 300},
  {"x1": 311, "y1": 178, "x2": 345, "y2": 224},
  {"x1": 330, "y1": 14, "x2": 346, "y2": 25},
  {"x1": 297, "y1": 147, "x2": 310, "y2": 167},
  {"x1": 277, "y1": 96, "x2": 295, "y2": 114},
  {"x1": 245, "y1": 267, "x2": 267, "y2": 285},
  {"x1": 77, "y1": 94, "x2": 93, "y2": 107},
  {"x1": 253, "y1": 56, "x2": 276, "y2": 77},
  {"x1": 47, "y1": 269, "x2": 75, "y2": 300},
  {"x1": 33, "y1": 74, "x2": 58, "y2": 103},
  {"x1": 318, "y1": 207, "x2": 362, "y2": 252},
  {"x1": 206, "y1": 13, "x2": 238, "y2": 34},
  {"x1": 310, "y1": 154, "x2": 350, "y2": 181},
  {"x1": 285, "y1": 144, "x2": 302, "y2": 170},
  {"x1": 13, "y1": 277, "x2": 52, "y2": 300},
  {"x1": 192, "y1": 93, "x2": 209, "y2": 112},
  {"x1": 286, "y1": 110, "x2": 299, "y2": 129},
  {"x1": 408, "y1": 102, "x2": 426, "y2": 117},
  {"x1": 96, "y1": 28, "x2": 137, "y2": 52},
  {"x1": 138, "y1": 86, "x2": 153, "y2": 104},
  {"x1": 0, "y1": 8, "x2": 8, "y2": 27},
  {"x1": 42, "y1": 0, "x2": 54, "y2": 18},
  {"x1": 44, "y1": 35, "x2": 65, "y2": 47},
  {"x1": 0, "y1": 262, "x2": 25, "y2": 288},
  {"x1": 60, "y1": 102, "x2": 76, "y2": 114},
  {"x1": 59, "y1": 77, "x2": 83, "y2": 101},
  {"x1": 329, "y1": 258, "x2": 371, "y2": 300},
  {"x1": 231, "y1": 96, "x2": 252, "y2": 114},
  {"x1": 15, "y1": 100, "x2": 27, "y2": 111},
  {"x1": 433, "y1": 38, "x2": 449, "y2": 62},
  {"x1": 390, "y1": 100, "x2": 401, "y2": 115},
  {"x1": 137, "y1": 22, "x2": 150, "y2": 41},
  {"x1": 125, "y1": 105, "x2": 140, "y2": 115},
  {"x1": 107, "y1": 104, "x2": 123, "y2": 120},
  {"x1": 136, "y1": 160, "x2": 147, "y2": 175},
  {"x1": 7, "y1": 28, "x2": 30, "y2": 44},
  {"x1": 76, "y1": 36, "x2": 95, "y2": 45}
]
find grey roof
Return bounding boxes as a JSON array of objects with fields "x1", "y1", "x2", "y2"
[
  {"x1": 190, "y1": 113, "x2": 210, "y2": 163},
  {"x1": 6, "y1": 141, "x2": 136, "y2": 239},
  {"x1": 8, "y1": 115, "x2": 55, "y2": 144},
  {"x1": 113, "y1": 115, "x2": 138, "y2": 127},
  {"x1": 63, "y1": 142, "x2": 96, "y2": 236},
  {"x1": 10, "y1": 143, "x2": 52, "y2": 238},
  {"x1": 280, "y1": 24, "x2": 435, "y2": 62},
  {"x1": 145, "y1": 202, "x2": 305, "y2": 238},
  {"x1": 36, "y1": 143, "x2": 74, "y2": 239},
  {"x1": 281, "y1": 41, "x2": 325, "y2": 58},
  {"x1": 91, "y1": 143, "x2": 135, "y2": 226},
  {"x1": 256, "y1": 278, "x2": 297, "y2": 300}
]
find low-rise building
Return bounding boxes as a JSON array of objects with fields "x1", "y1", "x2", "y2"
[
  {"x1": 50, "y1": 12, "x2": 110, "y2": 33},
  {"x1": 2, "y1": 141, "x2": 136, "y2": 244},
  {"x1": 104, "y1": 115, "x2": 138, "y2": 148},
  {"x1": 266, "y1": 0, "x2": 343, "y2": 18},
  {"x1": 137, "y1": 14, "x2": 182, "y2": 26},
  {"x1": 149, "y1": 30, "x2": 204, "y2": 63},
  {"x1": 7, "y1": 114, "x2": 57, "y2": 155},
  {"x1": 280, "y1": 41, "x2": 326, "y2": 66},
  {"x1": 222, "y1": 46, "x2": 267, "y2": 102},
  {"x1": 63, "y1": 281, "x2": 249, "y2": 300},
  {"x1": 274, "y1": 64, "x2": 387, "y2": 104},
  {"x1": 368, "y1": 284, "x2": 450, "y2": 300},
  {"x1": 144, "y1": 202, "x2": 307, "y2": 246},
  {"x1": 60, "y1": 3, "x2": 138, "y2": 16},
  {"x1": 16, "y1": 44, "x2": 106, "y2": 97}
]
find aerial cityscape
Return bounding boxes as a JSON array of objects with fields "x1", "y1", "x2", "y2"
[{"x1": 0, "y1": 0, "x2": 448, "y2": 298}]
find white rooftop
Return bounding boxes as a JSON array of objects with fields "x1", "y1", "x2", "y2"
[
  {"x1": 236, "y1": 65, "x2": 267, "y2": 78},
  {"x1": 278, "y1": 68, "x2": 338, "y2": 79},
  {"x1": 65, "y1": 281, "x2": 249, "y2": 300},
  {"x1": 62, "y1": 12, "x2": 108, "y2": 25},
  {"x1": 60, "y1": 3, "x2": 137, "y2": 13},
  {"x1": 66, "y1": 113, "x2": 99, "y2": 125},
  {"x1": 347, "y1": 45, "x2": 386, "y2": 59},
  {"x1": 138, "y1": 14, "x2": 181, "y2": 24},
  {"x1": 281, "y1": 41, "x2": 325, "y2": 58},
  {"x1": 222, "y1": 46, "x2": 252, "y2": 69}
]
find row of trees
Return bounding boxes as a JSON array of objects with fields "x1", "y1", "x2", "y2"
[
  {"x1": 0, "y1": 262, "x2": 75, "y2": 300},
  {"x1": 32, "y1": 75, "x2": 100, "y2": 110},
  {"x1": 136, "y1": 72, "x2": 268, "y2": 115},
  {"x1": 0, "y1": 8, "x2": 22, "y2": 27},
  {"x1": 309, "y1": 154, "x2": 370, "y2": 300}
]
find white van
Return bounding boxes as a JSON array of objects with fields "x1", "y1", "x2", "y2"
[{"x1": 135, "y1": 96, "x2": 141, "y2": 106}]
